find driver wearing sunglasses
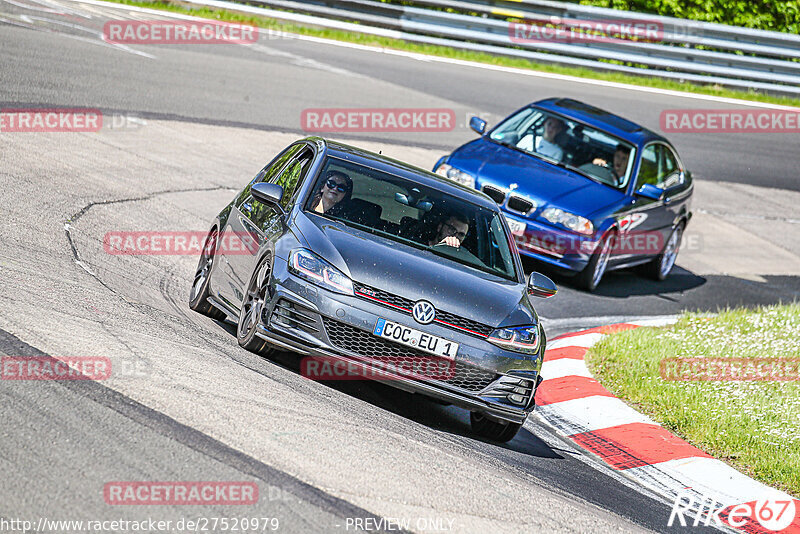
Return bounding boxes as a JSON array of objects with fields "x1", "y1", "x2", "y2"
[{"x1": 312, "y1": 171, "x2": 353, "y2": 215}]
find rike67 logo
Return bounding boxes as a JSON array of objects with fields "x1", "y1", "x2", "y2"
[{"x1": 669, "y1": 492, "x2": 798, "y2": 532}]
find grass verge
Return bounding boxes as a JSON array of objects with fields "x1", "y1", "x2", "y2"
[
  {"x1": 98, "y1": 0, "x2": 800, "y2": 109},
  {"x1": 586, "y1": 304, "x2": 800, "y2": 497}
]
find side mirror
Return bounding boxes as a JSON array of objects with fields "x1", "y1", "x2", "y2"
[
  {"x1": 635, "y1": 183, "x2": 664, "y2": 201},
  {"x1": 469, "y1": 116, "x2": 486, "y2": 135},
  {"x1": 527, "y1": 272, "x2": 557, "y2": 299},
  {"x1": 251, "y1": 182, "x2": 284, "y2": 206}
]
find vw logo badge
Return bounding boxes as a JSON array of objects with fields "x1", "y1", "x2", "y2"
[{"x1": 412, "y1": 300, "x2": 436, "y2": 325}]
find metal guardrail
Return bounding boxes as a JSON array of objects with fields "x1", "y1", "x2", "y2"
[{"x1": 178, "y1": 0, "x2": 800, "y2": 95}]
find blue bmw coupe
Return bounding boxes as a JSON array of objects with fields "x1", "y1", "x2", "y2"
[{"x1": 434, "y1": 98, "x2": 693, "y2": 291}]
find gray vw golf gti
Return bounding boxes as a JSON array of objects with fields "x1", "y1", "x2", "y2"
[{"x1": 189, "y1": 138, "x2": 557, "y2": 442}]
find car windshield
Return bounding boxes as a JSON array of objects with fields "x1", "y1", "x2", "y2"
[
  {"x1": 488, "y1": 106, "x2": 637, "y2": 190},
  {"x1": 305, "y1": 157, "x2": 519, "y2": 281}
]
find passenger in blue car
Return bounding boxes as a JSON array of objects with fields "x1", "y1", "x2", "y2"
[{"x1": 536, "y1": 116, "x2": 566, "y2": 161}]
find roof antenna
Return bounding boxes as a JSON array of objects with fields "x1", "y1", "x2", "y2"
[{"x1": 379, "y1": 150, "x2": 382, "y2": 154}]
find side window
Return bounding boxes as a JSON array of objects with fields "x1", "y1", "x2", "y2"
[
  {"x1": 235, "y1": 144, "x2": 303, "y2": 207},
  {"x1": 659, "y1": 145, "x2": 682, "y2": 189},
  {"x1": 636, "y1": 145, "x2": 659, "y2": 189},
  {"x1": 272, "y1": 149, "x2": 313, "y2": 209},
  {"x1": 637, "y1": 144, "x2": 683, "y2": 191}
]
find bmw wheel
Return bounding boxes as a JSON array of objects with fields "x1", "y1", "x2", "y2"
[
  {"x1": 576, "y1": 230, "x2": 615, "y2": 292},
  {"x1": 189, "y1": 228, "x2": 226, "y2": 320},
  {"x1": 237, "y1": 255, "x2": 277, "y2": 355},
  {"x1": 644, "y1": 223, "x2": 684, "y2": 281},
  {"x1": 470, "y1": 412, "x2": 522, "y2": 443}
]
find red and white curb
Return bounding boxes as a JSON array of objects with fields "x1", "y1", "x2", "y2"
[{"x1": 535, "y1": 320, "x2": 800, "y2": 533}]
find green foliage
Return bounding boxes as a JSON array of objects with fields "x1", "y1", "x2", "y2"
[{"x1": 577, "y1": 0, "x2": 800, "y2": 33}]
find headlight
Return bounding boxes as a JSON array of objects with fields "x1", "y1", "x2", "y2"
[
  {"x1": 288, "y1": 249, "x2": 353, "y2": 295},
  {"x1": 487, "y1": 325, "x2": 540, "y2": 354},
  {"x1": 540, "y1": 207, "x2": 594, "y2": 235},
  {"x1": 435, "y1": 163, "x2": 476, "y2": 189}
]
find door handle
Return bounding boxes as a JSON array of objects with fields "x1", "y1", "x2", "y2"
[{"x1": 242, "y1": 202, "x2": 253, "y2": 211}]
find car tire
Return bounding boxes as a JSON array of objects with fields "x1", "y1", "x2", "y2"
[
  {"x1": 576, "y1": 230, "x2": 615, "y2": 292},
  {"x1": 643, "y1": 222, "x2": 684, "y2": 281},
  {"x1": 470, "y1": 412, "x2": 522, "y2": 443},
  {"x1": 237, "y1": 255, "x2": 277, "y2": 355},
  {"x1": 189, "y1": 228, "x2": 226, "y2": 320}
]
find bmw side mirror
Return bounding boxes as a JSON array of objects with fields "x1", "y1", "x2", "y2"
[
  {"x1": 527, "y1": 272, "x2": 557, "y2": 299},
  {"x1": 469, "y1": 116, "x2": 486, "y2": 135},
  {"x1": 635, "y1": 183, "x2": 664, "y2": 201},
  {"x1": 251, "y1": 182, "x2": 284, "y2": 206}
]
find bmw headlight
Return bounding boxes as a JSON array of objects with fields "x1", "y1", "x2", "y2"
[
  {"x1": 288, "y1": 249, "x2": 354, "y2": 295},
  {"x1": 541, "y1": 207, "x2": 594, "y2": 235},
  {"x1": 487, "y1": 325, "x2": 540, "y2": 354},
  {"x1": 435, "y1": 163, "x2": 476, "y2": 189}
]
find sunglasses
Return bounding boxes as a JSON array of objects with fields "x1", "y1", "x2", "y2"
[{"x1": 325, "y1": 178, "x2": 348, "y2": 193}]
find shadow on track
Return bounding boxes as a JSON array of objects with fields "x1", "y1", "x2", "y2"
[
  {"x1": 214, "y1": 321, "x2": 562, "y2": 459},
  {"x1": 521, "y1": 257, "x2": 707, "y2": 298}
]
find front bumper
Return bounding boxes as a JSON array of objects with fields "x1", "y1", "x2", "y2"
[
  {"x1": 505, "y1": 213, "x2": 597, "y2": 273},
  {"x1": 257, "y1": 259, "x2": 543, "y2": 424}
]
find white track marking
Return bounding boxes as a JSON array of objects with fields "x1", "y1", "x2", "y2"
[
  {"x1": 630, "y1": 457, "x2": 797, "y2": 505},
  {"x1": 540, "y1": 358, "x2": 593, "y2": 379},
  {"x1": 537, "y1": 395, "x2": 658, "y2": 432},
  {"x1": 548, "y1": 332, "x2": 605, "y2": 350},
  {"x1": 1, "y1": 7, "x2": 156, "y2": 57},
  {"x1": 1, "y1": 0, "x2": 64, "y2": 15},
  {"x1": 14, "y1": 16, "x2": 155, "y2": 57},
  {"x1": 245, "y1": 43, "x2": 366, "y2": 78},
  {"x1": 2, "y1": 0, "x2": 90, "y2": 17}
]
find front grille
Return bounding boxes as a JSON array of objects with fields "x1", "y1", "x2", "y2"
[
  {"x1": 322, "y1": 317, "x2": 496, "y2": 393},
  {"x1": 482, "y1": 184, "x2": 506, "y2": 205},
  {"x1": 507, "y1": 194, "x2": 534, "y2": 214},
  {"x1": 353, "y1": 283, "x2": 493, "y2": 337},
  {"x1": 353, "y1": 283, "x2": 414, "y2": 311},
  {"x1": 435, "y1": 311, "x2": 493, "y2": 336}
]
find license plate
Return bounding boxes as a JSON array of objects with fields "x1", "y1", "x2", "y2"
[
  {"x1": 373, "y1": 318, "x2": 459, "y2": 359},
  {"x1": 504, "y1": 216, "x2": 526, "y2": 236}
]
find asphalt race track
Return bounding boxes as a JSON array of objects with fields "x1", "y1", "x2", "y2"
[{"x1": 1, "y1": 0, "x2": 798, "y2": 532}]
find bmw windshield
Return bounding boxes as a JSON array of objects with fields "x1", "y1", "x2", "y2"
[
  {"x1": 305, "y1": 157, "x2": 519, "y2": 281},
  {"x1": 488, "y1": 106, "x2": 637, "y2": 190}
]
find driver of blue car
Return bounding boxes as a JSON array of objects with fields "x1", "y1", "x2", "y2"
[{"x1": 592, "y1": 144, "x2": 632, "y2": 182}]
